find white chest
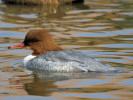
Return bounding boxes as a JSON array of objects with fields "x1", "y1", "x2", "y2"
[{"x1": 23, "y1": 55, "x2": 36, "y2": 66}]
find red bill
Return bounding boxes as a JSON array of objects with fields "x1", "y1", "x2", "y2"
[{"x1": 8, "y1": 43, "x2": 25, "y2": 49}]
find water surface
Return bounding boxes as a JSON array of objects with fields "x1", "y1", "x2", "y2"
[{"x1": 0, "y1": 0, "x2": 133, "y2": 100}]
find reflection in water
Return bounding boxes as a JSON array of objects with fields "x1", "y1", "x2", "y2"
[
  {"x1": 2, "y1": 0, "x2": 84, "y2": 5},
  {"x1": 29, "y1": 69, "x2": 103, "y2": 81},
  {"x1": 62, "y1": 93, "x2": 117, "y2": 99},
  {"x1": 0, "y1": 0, "x2": 133, "y2": 99},
  {"x1": 0, "y1": 3, "x2": 89, "y2": 25},
  {"x1": 24, "y1": 70, "x2": 102, "y2": 96},
  {"x1": 25, "y1": 76, "x2": 57, "y2": 96}
]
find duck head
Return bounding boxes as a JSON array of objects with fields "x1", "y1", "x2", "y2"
[{"x1": 8, "y1": 30, "x2": 63, "y2": 56}]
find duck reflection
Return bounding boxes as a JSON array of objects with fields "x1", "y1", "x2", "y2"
[
  {"x1": 30, "y1": 69, "x2": 103, "y2": 81},
  {"x1": 24, "y1": 75, "x2": 57, "y2": 96},
  {"x1": 9, "y1": 67, "x2": 102, "y2": 96},
  {"x1": 24, "y1": 68, "x2": 102, "y2": 96}
]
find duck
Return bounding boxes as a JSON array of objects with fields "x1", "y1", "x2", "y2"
[{"x1": 8, "y1": 29, "x2": 118, "y2": 72}]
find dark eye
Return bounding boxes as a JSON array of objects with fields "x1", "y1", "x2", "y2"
[
  {"x1": 32, "y1": 39, "x2": 39, "y2": 42},
  {"x1": 28, "y1": 40, "x2": 32, "y2": 43},
  {"x1": 23, "y1": 39, "x2": 39, "y2": 46},
  {"x1": 23, "y1": 40, "x2": 32, "y2": 46}
]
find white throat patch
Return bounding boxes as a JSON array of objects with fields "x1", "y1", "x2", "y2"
[{"x1": 23, "y1": 55, "x2": 36, "y2": 66}]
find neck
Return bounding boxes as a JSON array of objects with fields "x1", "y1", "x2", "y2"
[
  {"x1": 30, "y1": 37, "x2": 64, "y2": 56},
  {"x1": 32, "y1": 44, "x2": 64, "y2": 56}
]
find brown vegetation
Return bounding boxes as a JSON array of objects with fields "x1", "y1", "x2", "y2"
[{"x1": 2, "y1": 0, "x2": 84, "y2": 5}]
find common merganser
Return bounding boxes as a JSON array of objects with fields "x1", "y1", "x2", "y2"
[{"x1": 8, "y1": 30, "x2": 118, "y2": 72}]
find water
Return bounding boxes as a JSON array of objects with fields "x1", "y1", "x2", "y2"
[{"x1": 0, "y1": 0, "x2": 133, "y2": 99}]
